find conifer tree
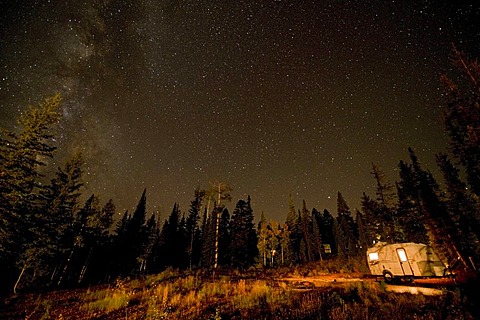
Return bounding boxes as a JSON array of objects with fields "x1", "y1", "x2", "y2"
[
  {"x1": 299, "y1": 200, "x2": 314, "y2": 263},
  {"x1": 278, "y1": 223, "x2": 290, "y2": 265},
  {"x1": 355, "y1": 210, "x2": 368, "y2": 256},
  {"x1": 230, "y1": 196, "x2": 258, "y2": 269},
  {"x1": 440, "y1": 46, "x2": 480, "y2": 196},
  {"x1": 39, "y1": 153, "x2": 84, "y2": 286},
  {"x1": 320, "y1": 209, "x2": 335, "y2": 256},
  {"x1": 159, "y1": 203, "x2": 185, "y2": 269},
  {"x1": 285, "y1": 194, "x2": 300, "y2": 264},
  {"x1": 361, "y1": 193, "x2": 381, "y2": 245},
  {"x1": 396, "y1": 160, "x2": 428, "y2": 243},
  {"x1": 138, "y1": 213, "x2": 160, "y2": 273},
  {"x1": 311, "y1": 208, "x2": 323, "y2": 261},
  {"x1": 336, "y1": 192, "x2": 358, "y2": 259},
  {"x1": 201, "y1": 207, "x2": 217, "y2": 269},
  {"x1": 436, "y1": 153, "x2": 480, "y2": 269},
  {"x1": 0, "y1": 94, "x2": 62, "y2": 292},
  {"x1": 408, "y1": 149, "x2": 461, "y2": 266},
  {"x1": 87, "y1": 198, "x2": 116, "y2": 282},
  {"x1": 218, "y1": 208, "x2": 231, "y2": 267},
  {"x1": 370, "y1": 164, "x2": 398, "y2": 242},
  {"x1": 56, "y1": 194, "x2": 101, "y2": 286},
  {"x1": 112, "y1": 189, "x2": 148, "y2": 275},
  {"x1": 186, "y1": 188, "x2": 204, "y2": 269}
]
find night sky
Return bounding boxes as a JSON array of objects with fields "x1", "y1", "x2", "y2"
[{"x1": 1, "y1": 1, "x2": 479, "y2": 222}]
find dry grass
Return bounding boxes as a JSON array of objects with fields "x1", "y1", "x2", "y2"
[{"x1": 2, "y1": 266, "x2": 476, "y2": 320}]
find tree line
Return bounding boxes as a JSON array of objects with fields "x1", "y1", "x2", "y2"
[{"x1": 1, "y1": 46, "x2": 479, "y2": 293}]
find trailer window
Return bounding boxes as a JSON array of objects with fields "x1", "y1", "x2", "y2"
[
  {"x1": 368, "y1": 252, "x2": 378, "y2": 261},
  {"x1": 397, "y1": 249, "x2": 407, "y2": 262}
]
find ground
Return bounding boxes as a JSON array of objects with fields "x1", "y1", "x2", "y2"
[{"x1": 0, "y1": 272, "x2": 458, "y2": 319}]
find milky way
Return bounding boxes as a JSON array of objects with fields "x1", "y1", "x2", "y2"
[{"x1": 1, "y1": 1, "x2": 479, "y2": 222}]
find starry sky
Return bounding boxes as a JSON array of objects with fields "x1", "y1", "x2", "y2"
[{"x1": 1, "y1": 1, "x2": 479, "y2": 222}]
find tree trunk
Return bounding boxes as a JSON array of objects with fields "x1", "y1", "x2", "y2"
[
  {"x1": 213, "y1": 209, "x2": 220, "y2": 277},
  {"x1": 57, "y1": 246, "x2": 76, "y2": 287},
  {"x1": 78, "y1": 247, "x2": 93, "y2": 284},
  {"x1": 13, "y1": 262, "x2": 28, "y2": 294}
]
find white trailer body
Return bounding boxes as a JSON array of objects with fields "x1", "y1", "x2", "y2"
[{"x1": 366, "y1": 242, "x2": 447, "y2": 282}]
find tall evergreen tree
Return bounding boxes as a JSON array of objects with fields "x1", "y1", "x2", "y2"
[
  {"x1": 39, "y1": 153, "x2": 84, "y2": 287},
  {"x1": 408, "y1": 148, "x2": 461, "y2": 267},
  {"x1": 218, "y1": 208, "x2": 231, "y2": 267},
  {"x1": 0, "y1": 94, "x2": 62, "y2": 292},
  {"x1": 230, "y1": 196, "x2": 258, "y2": 269},
  {"x1": 112, "y1": 189, "x2": 148, "y2": 275},
  {"x1": 320, "y1": 209, "x2": 335, "y2": 256},
  {"x1": 159, "y1": 203, "x2": 186, "y2": 269},
  {"x1": 186, "y1": 188, "x2": 204, "y2": 269},
  {"x1": 440, "y1": 46, "x2": 480, "y2": 196},
  {"x1": 311, "y1": 208, "x2": 323, "y2": 261},
  {"x1": 285, "y1": 194, "x2": 300, "y2": 264},
  {"x1": 370, "y1": 164, "x2": 398, "y2": 243},
  {"x1": 396, "y1": 160, "x2": 428, "y2": 243},
  {"x1": 201, "y1": 207, "x2": 217, "y2": 269},
  {"x1": 299, "y1": 200, "x2": 314, "y2": 263},
  {"x1": 336, "y1": 192, "x2": 358, "y2": 259},
  {"x1": 437, "y1": 153, "x2": 480, "y2": 269},
  {"x1": 56, "y1": 194, "x2": 102, "y2": 286},
  {"x1": 355, "y1": 210, "x2": 368, "y2": 257},
  {"x1": 87, "y1": 198, "x2": 116, "y2": 283},
  {"x1": 278, "y1": 223, "x2": 290, "y2": 265}
]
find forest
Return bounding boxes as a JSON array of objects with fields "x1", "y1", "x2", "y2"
[{"x1": 0, "y1": 47, "x2": 479, "y2": 303}]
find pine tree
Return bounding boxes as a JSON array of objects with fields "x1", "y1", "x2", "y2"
[
  {"x1": 218, "y1": 208, "x2": 231, "y2": 267},
  {"x1": 186, "y1": 188, "x2": 204, "y2": 269},
  {"x1": 437, "y1": 153, "x2": 480, "y2": 269},
  {"x1": 138, "y1": 213, "x2": 159, "y2": 273},
  {"x1": 311, "y1": 208, "x2": 323, "y2": 261},
  {"x1": 56, "y1": 194, "x2": 101, "y2": 286},
  {"x1": 355, "y1": 210, "x2": 368, "y2": 256},
  {"x1": 200, "y1": 208, "x2": 216, "y2": 269},
  {"x1": 396, "y1": 160, "x2": 428, "y2": 243},
  {"x1": 285, "y1": 194, "x2": 300, "y2": 264},
  {"x1": 0, "y1": 94, "x2": 62, "y2": 292},
  {"x1": 299, "y1": 200, "x2": 314, "y2": 263},
  {"x1": 440, "y1": 46, "x2": 480, "y2": 196},
  {"x1": 408, "y1": 149, "x2": 457, "y2": 264},
  {"x1": 278, "y1": 223, "x2": 290, "y2": 265},
  {"x1": 230, "y1": 196, "x2": 258, "y2": 269},
  {"x1": 112, "y1": 189, "x2": 148, "y2": 276},
  {"x1": 159, "y1": 203, "x2": 185, "y2": 269},
  {"x1": 370, "y1": 164, "x2": 398, "y2": 243},
  {"x1": 100, "y1": 199, "x2": 116, "y2": 236},
  {"x1": 88, "y1": 198, "x2": 116, "y2": 282},
  {"x1": 320, "y1": 209, "x2": 335, "y2": 256},
  {"x1": 336, "y1": 192, "x2": 358, "y2": 259},
  {"x1": 361, "y1": 193, "x2": 381, "y2": 245},
  {"x1": 38, "y1": 153, "x2": 84, "y2": 287}
]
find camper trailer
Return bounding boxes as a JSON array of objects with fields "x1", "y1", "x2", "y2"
[{"x1": 366, "y1": 242, "x2": 448, "y2": 283}]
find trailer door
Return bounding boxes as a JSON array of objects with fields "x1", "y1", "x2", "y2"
[{"x1": 396, "y1": 248, "x2": 414, "y2": 276}]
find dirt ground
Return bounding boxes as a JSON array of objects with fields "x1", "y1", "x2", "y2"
[{"x1": 279, "y1": 272, "x2": 456, "y2": 295}]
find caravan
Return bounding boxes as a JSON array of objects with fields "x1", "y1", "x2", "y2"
[{"x1": 366, "y1": 242, "x2": 449, "y2": 283}]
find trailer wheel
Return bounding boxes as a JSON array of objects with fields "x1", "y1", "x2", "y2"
[{"x1": 383, "y1": 270, "x2": 394, "y2": 283}]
